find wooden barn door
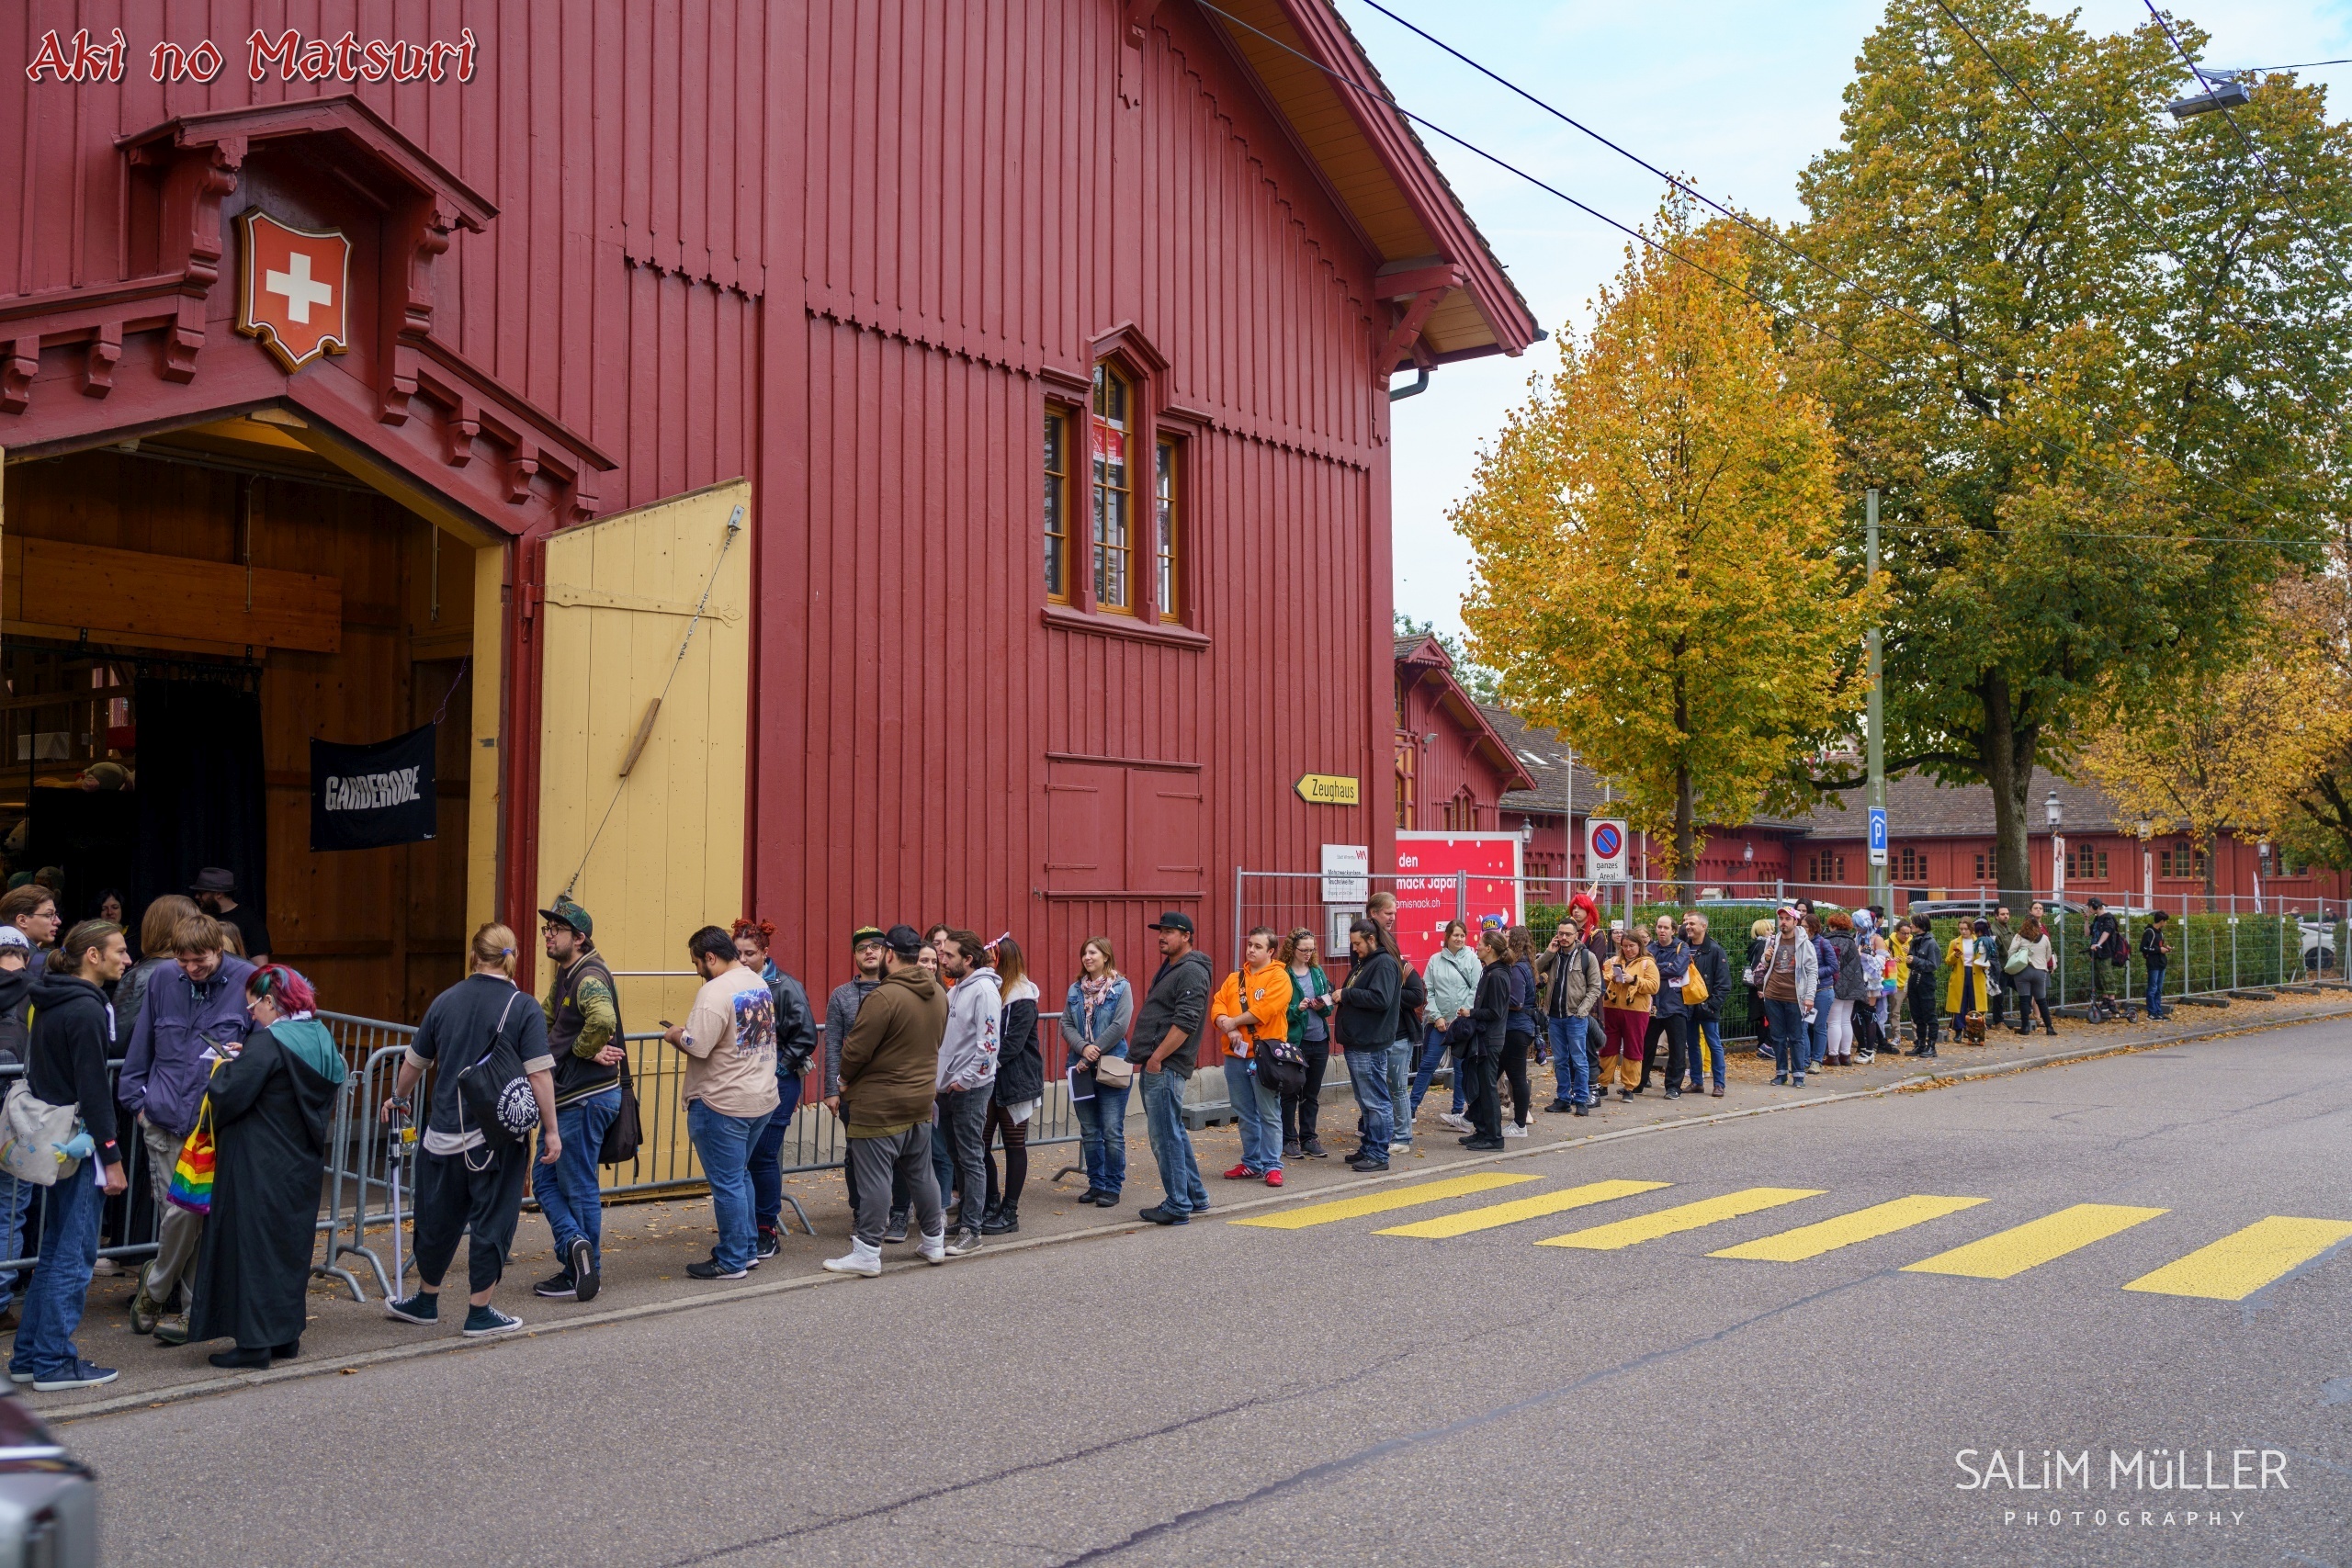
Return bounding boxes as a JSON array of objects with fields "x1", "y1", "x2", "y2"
[{"x1": 535, "y1": 479, "x2": 751, "y2": 1186}]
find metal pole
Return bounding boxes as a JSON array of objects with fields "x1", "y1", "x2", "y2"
[{"x1": 1866, "y1": 488, "x2": 1888, "y2": 914}]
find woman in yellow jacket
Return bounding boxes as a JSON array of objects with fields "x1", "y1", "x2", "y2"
[
  {"x1": 1944, "y1": 918, "x2": 1995, "y2": 1038},
  {"x1": 1212, "y1": 927, "x2": 1295, "y2": 1187},
  {"x1": 1597, "y1": 929, "x2": 1659, "y2": 1101}
]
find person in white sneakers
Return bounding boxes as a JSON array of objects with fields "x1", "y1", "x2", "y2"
[{"x1": 825, "y1": 927, "x2": 951, "y2": 1277}]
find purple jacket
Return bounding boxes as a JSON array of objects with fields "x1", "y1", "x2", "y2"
[{"x1": 118, "y1": 954, "x2": 258, "y2": 1139}]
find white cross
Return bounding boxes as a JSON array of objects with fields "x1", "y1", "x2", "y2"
[{"x1": 264, "y1": 250, "x2": 334, "y2": 324}]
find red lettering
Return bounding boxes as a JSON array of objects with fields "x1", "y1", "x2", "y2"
[
  {"x1": 297, "y1": 38, "x2": 333, "y2": 81},
  {"x1": 425, "y1": 40, "x2": 457, "y2": 82},
  {"x1": 359, "y1": 39, "x2": 392, "y2": 83},
  {"x1": 454, "y1": 28, "x2": 478, "y2": 83},
  {"x1": 149, "y1": 41, "x2": 185, "y2": 82},
  {"x1": 247, "y1": 28, "x2": 300, "y2": 82},
  {"x1": 390, "y1": 41, "x2": 428, "y2": 83},
  {"x1": 99, "y1": 28, "x2": 127, "y2": 82},
  {"x1": 186, "y1": 39, "x2": 223, "y2": 82},
  {"x1": 25, "y1": 28, "x2": 74, "y2": 82},
  {"x1": 331, "y1": 31, "x2": 362, "y2": 82}
]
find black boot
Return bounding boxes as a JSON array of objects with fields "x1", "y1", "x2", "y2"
[
  {"x1": 209, "y1": 1346, "x2": 271, "y2": 1370},
  {"x1": 982, "y1": 1197, "x2": 1021, "y2": 1235},
  {"x1": 271, "y1": 1337, "x2": 300, "y2": 1359}
]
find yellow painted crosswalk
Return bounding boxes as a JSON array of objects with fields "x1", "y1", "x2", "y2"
[
  {"x1": 1536, "y1": 1187, "x2": 1824, "y2": 1250},
  {"x1": 2122, "y1": 1216, "x2": 2352, "y2": 1302},
  {"x1": 1375, "y1": 1179, "x2": 1672, "y2": 1239},
  {"x1": 1225, "y1": 1173, "x2": 2351, "y2": 1306},
  {"x1": 1710, "y1": 1195, "x2": 1988, "y2": 1262},
  {"x1": 1901, "y1": 1204, "x2": 2169, "y2": 1280},
  {"x1": 1227, "y1": 1173, "x2": 1537, "y2": 1230}
]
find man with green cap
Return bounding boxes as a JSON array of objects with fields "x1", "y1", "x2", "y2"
[
  {"x1": 531, "y1": 895, "x2": 626, "y2": 1303},
  {"x1": 824, "y1": 925, "x2": 908, "y2": 1238}
]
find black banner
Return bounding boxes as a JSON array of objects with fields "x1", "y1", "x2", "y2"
[{"x1": 311, "y1": 724, "x2": 437, "y2": 852}]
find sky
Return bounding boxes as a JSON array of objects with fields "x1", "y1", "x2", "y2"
[{"x1": 1351, "y1": 0, "x2": 2352, "y2": 648}]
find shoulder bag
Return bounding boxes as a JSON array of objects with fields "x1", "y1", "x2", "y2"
[
  {"x1": 0, "y1": 1081, "x2": 82, "y2": 1188},
  {"x1": 457, "y1": 992, "x2": 539, "y2": 1155},
  {"x1": 598, "y1": 1055, "x2": 644, "y2": 1167},
  {"x1": 1091, "y1": 1053, "x2": 1135, "y2": 1090},
  {"x1": 1680, "y1": 960, "x2": 1709, "y2": 1007}
]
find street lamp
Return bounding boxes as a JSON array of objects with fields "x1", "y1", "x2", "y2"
[
  {"x1": 2169, "y1": 69, "x2": 2252, "y2": 119},
  {"x1": 2046, "y1": 791, "x2": 2061, "y2": 830}
]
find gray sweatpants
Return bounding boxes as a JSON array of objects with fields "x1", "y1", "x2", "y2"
[
  {"x1": 140, "y1": 1118, "x2": 204, "y2": 1310},
  {"x1": 849, "y1": 1127, "x2": 944, "y2": 1248}
]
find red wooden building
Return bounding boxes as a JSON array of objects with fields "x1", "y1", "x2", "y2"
[{"x1": 0, "y1": 2, "x2": 1533, "y2": 1016}]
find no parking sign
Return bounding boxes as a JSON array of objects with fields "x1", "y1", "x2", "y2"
[{"x1": 1588, "y1": 818, "x2": 1627, "y2": 881}]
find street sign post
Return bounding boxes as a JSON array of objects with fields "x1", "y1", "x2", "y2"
[{"x1": 1588, "y1": 818, "x2": 1627, "y2": 882}]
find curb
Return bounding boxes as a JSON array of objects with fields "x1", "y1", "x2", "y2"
[{"x1": 46, "y1": 1000, "x2": 2352, "y2": 1426}]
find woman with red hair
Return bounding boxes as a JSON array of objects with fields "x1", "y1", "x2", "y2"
[{"x1": 185, "y1": 964, "x2": 348, "y2": 1368}]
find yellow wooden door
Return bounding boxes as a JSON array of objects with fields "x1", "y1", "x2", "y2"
[{"x1": 536, "y1": 478, "x2": 750, "y2": 1190}]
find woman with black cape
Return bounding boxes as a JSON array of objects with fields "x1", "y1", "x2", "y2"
[{"x1": 187, "y1": 964, "x2": 347, "y2": 1369}]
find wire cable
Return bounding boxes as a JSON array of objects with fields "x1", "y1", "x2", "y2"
[
  {"x1": 2241, "y1": 58, "x2": 2352, "y2": 72},
  {"x1": 1246, "y1": 0, "x2": 2319, "y2": 540}
]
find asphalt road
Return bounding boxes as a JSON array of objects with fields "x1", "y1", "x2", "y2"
[{"x1": 72, "y1": 1015, "x2": 2352, "y2": 1567}]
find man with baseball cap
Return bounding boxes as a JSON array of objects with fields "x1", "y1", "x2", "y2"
[
  {"x1": 1129, "y1": 912, "x2": 1213, "y2": 1224},
  {"x1": 531, "y1": 896, "x2": 626, "y2": 1303},
  {"x1": 825, "y1": 925, "x2": 951, "y2": 1275},
  {"x1": 825, "y1": 925, "x2": 912, "y2": 1237}
]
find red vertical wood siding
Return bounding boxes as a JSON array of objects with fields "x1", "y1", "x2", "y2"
[{"x1": 2, "y1": 0, "x2": 1413, "y2": 1008}]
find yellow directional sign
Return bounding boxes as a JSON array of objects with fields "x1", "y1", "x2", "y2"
[{"x1": 1295, "y1": 773, "x2": 1360, "y2": 806}]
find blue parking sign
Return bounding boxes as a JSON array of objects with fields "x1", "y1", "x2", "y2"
[{"x1": 1868, "y1": 807, "x2": 1888, "y2": 854}]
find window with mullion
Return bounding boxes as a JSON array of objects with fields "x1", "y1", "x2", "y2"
[
  {"x1": 1044, "y1": 408, "x2": 1072, "y2": 602},
  {"x1": 1091, "y1": 365, "x2": 1134, "y2": 614},
  {"x1": 1155, "y1": 437, "x2": 1181, "y2": 624}
]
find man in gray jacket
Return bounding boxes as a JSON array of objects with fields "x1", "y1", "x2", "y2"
[
  {"x1": 933, "y1": 931, "x2": 1001, "y2": 1255},
  {"x1": 1132, "y1": 913, "x2": 1213, "y2": 1225},
  {"x1": 1537, "y1": 913, "x2": 1604, "y2": 1115}
]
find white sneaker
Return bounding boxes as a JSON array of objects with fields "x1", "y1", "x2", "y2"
[
  {"x1": 1389, "y1": 1141, "x2": 1412, "y2": 1154},
  {"x1": 917, "y1": 1230, "x2": 947, "y2": 1265},
  {"x1": 1438, "y1": 1112, "x2": 1473, "y2": 1133},
  {"x1": 821, "y1": 1239, "x2": 882, "y2": 1278},
  {"x1": 1501, "y1": 1122, "x2": 1530, "y2": 1138}
]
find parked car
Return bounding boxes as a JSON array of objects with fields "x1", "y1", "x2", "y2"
[{"x1": 0, "y1": 1396, "x2": 95, "y2": 1565}]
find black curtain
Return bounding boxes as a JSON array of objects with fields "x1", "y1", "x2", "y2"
[
  {"x1": 25, "y1": 791, "x2": 138, "y2": 931},
  {"x1": 134, "y1": 676, "x2": 267, "y2": 936}
]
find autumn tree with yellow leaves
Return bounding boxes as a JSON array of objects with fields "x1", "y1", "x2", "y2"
[{"x1": 1454, "y1": 198, "x2": 1870, "y2": 893}]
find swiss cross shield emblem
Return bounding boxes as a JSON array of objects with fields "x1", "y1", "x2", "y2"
[{"x1": 235, "y1": 209, "x2": 352, "y2": 372}]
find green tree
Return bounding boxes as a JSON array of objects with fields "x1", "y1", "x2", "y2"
[
  {"x1": 1766, "y1": 0, "x2": 2352, "y2": 904},
  {"x1": 1454, "y1": 198, "x2": 1869, "y2": 894}
]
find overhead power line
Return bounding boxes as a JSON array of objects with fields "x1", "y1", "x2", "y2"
[
  {"x1": 1282, "y1": 0, "x2": 2320, "y2": 541},
  {"x1": 2242, "y1": 58, "x2": 2352, "y2": 71}
]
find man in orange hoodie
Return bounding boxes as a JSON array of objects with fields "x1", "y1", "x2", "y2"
[{"x1": 1211, "y1": 926, "x2": 1295, "y2": 1188}]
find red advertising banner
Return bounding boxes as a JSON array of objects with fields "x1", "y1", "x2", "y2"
[{"x1": 1394, "y1": 832, "x2": 1523, "y2": 971}]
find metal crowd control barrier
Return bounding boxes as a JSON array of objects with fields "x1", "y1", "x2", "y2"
[{"x1": 0, "y1": 1052, "x2": 366, "y2": 1305}]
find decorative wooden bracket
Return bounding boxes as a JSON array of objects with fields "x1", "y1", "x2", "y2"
[
  {"x1": 1120, "y1": 0, "x2": 1166, "y2": 107},
  {"x1": 1372, "y1": 259, "x2": 1462, "y2": 381}
]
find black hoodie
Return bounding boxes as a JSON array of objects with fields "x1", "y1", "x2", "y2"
[
  {"x1": 28, "y1": 973, "x2": 119, "y2": 1164},
  {"x1": 0, "y1": 964, "x2": 34, "y2": 1067}
]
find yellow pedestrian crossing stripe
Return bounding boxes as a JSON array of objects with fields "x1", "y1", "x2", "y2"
[
  {"x1": 1536, "y1": 1187, "x2": 1824, "y2": 1250},
  {"x1": 1227, "y1": 1172, "x2": 1537, "y2": 1229},
  {"x1": 1374, "y1": 1179, "x2": 1672, "y2": 1239},
  {"x1": 1711, "y1": 1195, "x2": 1988, "y2": 1262},
  {"x1": 1230, "y1": 1177, "x2": 2352, "y2": 1304},
  {"x1": 2121, "y1": 1216, "x2": 2352, "y2": 1302},
  {"x1": 1902, "y1": 1203, "x2": 2168, "y2": 1280}
]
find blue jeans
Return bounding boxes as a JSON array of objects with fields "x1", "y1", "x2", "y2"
[
  {"x1": 1222, "y1": 1057, "x2": 1283, "y2": 1172},
  {"x1": 686, "y1": 1100, "x2": 773, "y2": 1272},
  {"x1": 1810, "y1": 987, "x2": 1835, "y2": 1065},
  {"x1": 1410, "y1": 1025, "x2": 1454, "y2": 1116},
  {"x1": 1690, "y1": 1016, "x2": 1724, "y2": 1089},
  {"x1": 1387, "y1": 1040, "x2": 1416, "y2": 1143},
  {"x1": 748, "y1": 1071, "x2": 805, "y2": 1233},
  {"x1": 2145, "y1": 966, "x2": 2166, "y2": 1017},
  {"x1": 1074, "y1": 1074, "x2": 1131, "y2": 1196},
  {"x1": 9, "y1": 1162, "x2": 100, "y2": 1380},
  {"x1": 0, "y1": 1171, "x2": 33, "y2": 1313},
  {"x1": 1344, "y1": 1046, "x2": 1393, "y2": 1161},
  {"x1": 1139, "y1": 1068, "x2": 1206, "y2": 1215},
  {"x1": 1547, "y1": 1016, "x2": 1591, "y2": 1105},
  {"x1": 1767, "y1": 998, "x2": 1809, "y2": 1080},
  {"x1": 533, "y1": 1086, "x2": 622, "y2": 1269}
]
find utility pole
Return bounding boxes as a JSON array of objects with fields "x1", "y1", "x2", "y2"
[{"x1": 1866, "y1": 488, "x2": 1889, "y2": 912}]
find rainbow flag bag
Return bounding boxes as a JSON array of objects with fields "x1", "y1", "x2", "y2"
[{"x1": 165, "y1": 1096, "x2": 216, "y2": 1215}]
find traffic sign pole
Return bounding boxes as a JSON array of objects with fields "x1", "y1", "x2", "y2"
[{"x1": 1865, "y1": 487, "x2": 1888, "y2": 913}]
